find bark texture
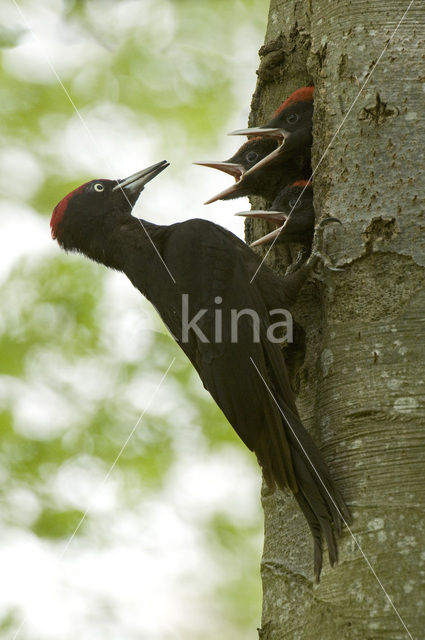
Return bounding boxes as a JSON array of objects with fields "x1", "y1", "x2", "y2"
[{"x1": 248, "y1": 2, "x2": 425, "y2": 639}]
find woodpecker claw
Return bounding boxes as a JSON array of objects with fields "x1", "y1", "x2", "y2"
[
  {"x1": 306, "y1": 250, "x2": 322, "y2": 270},
  {"x1": 317, "y1": 216, "x2": 342, "y2": 228},
  {"x1": 326, "y1": 265, "x2": 346, "y2": 272}
]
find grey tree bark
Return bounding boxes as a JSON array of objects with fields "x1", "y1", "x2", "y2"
[{"x1": 246, "y1": 2, "x2": 425, "y2": 639}]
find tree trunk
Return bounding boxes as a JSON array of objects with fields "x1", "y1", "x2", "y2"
[{"x1": 248, "y1": 2, "x2": 425, "y2": 638}]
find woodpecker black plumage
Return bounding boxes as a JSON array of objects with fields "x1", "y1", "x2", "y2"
[
  {"x1": 237, "y1": 181, "x2": 315, "y2": 250},
  {"x1": 51, "y1": 161, "x2": 350, "y2": 581},
  {"x1": 229, "y1": 86, "x2": 314, "y2": 174},
  {"x1": 197, "y1": 86, "x2": 313, "y2": 204},
  {"x1": 196, "y1": 137, "x2": 310, "y2": 204}
]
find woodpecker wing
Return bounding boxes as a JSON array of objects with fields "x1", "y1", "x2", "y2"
[
  {"x1": 130, "y1": 217, "x2": 349, "y2": 580},
  {"x1": 150, "y1": 219, "x2": 299, "y2": 490}
]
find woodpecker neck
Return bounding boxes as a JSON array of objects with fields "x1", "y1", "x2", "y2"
[
  {"x1": 243, "y1": 155, "x2": 311, "y2": 202},
  {"x1": 61, "y1": 212, "x2": 164, "y2": 281},
  {"x1": 110, "y1": 217, "x2": 167, "y2": 296}
]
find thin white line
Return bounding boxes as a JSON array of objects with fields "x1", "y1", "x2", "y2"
[
  {"x1": 60, "y1": 357, "x2": 175, "y2": 556},
  {"x1": 11, "y1": 357, "x2": 176, "y2": 640},
  {"x1": 11, "y1": 0, "x2": 176, "y2": 285},
  {"x1": 10, "y1": 620, "x2": 25, "y2": 640},
  {"x1": 250, "y1": 356, "x2": 415, "y2": 640},
  {"x1": 250, "y1": 0, "x2": 415, "y2": 283}
]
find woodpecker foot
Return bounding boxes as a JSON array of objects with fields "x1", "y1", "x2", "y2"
[
  {"x1": 285, "y1": 246, "x2": 310, "y2": 276},
  {"x1": 305, "y1": 250, "x2": 322, "y2": 272}
]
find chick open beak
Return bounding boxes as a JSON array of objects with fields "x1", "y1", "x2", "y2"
[
  {"x1": 193, "y1": 161, "x2": 245, "y2": 180},
  {"x1": 228, "y1": 126, "x2": 284, "y2": 138},
  {"x1": 204, "y1": 182, "x2": 241, "y2": 205},
  {"x1": 234, "y1": 210, "x2": 287, "y2": 225},
  {"x1": 250, "y1": 223, "x2": 288, "y2": 247}
]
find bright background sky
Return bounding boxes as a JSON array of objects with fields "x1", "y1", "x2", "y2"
[{"x1": 0, "y1": 1, "x2": 268, "y2": 638}]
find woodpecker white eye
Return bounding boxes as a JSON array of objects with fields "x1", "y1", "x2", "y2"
[
  {"x1": 246, "y1": 151, "x2": 259, "y2": 164},
  {"x1": 94, "y1": 183, "x2": 104, "y2": 192},
  {"x1": 287, "y1": 113, "x2": 299, "y2": 124},
  {"x1": 289, "y1": 198, "x2": 301, "y2": 209}
]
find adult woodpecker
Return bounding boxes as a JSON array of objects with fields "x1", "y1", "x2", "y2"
[
  {"x1": 195, "y1": 137, "x2": 309, "y2": 205},
  {"x1": 229, "y1": 86, "x2": 314, "y2": 174},
  {"x1": 51, "y1": 160, "x2": 350, "y2": 581}
]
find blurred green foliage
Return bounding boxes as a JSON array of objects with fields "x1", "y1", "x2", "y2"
[
  {"x1": 32, "y1": 507, "x2": 87, "y2": 538},
  {"x1": 0, "y1": 1, "x2": 266, "y2": 638}
]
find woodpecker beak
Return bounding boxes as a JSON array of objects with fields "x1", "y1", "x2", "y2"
[
  {"x1": 241, "y1": 135, "x2": 289, "y2": 178},
  {"x1": 193, "y1": 161, "x2": 245, "y2": 180},
  {"x1": 112, "y1": 160, "x2": 169, "y2": 194},
  {"x1": 228, "y1": 126, "x2": 284, "y2": 138},
  {"x1": 250, "y1": 217, "x2": 342, "y2": 248},
  {"x1": 250, "y1": 223, "x2": 287, "y2": 247},
  {"x1": 196, "y1": 160, "x2": 248, "y2": 204},
  {"x1": 235, "y1": 210, "x2": 287, "y2": 225},
  {"x1": 228, "y1": 126, "x2": 290, "y2": 176},
  {"x1": 204, "y1": 182, "x2": 242, "y2": 205}
]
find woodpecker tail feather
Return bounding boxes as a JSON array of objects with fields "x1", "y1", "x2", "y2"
[
  {"x1": 273, "y1": 395, "x2": 350, "y2": 581},
  {"x1": 256, "y1": 405, "x2": 298, "y2": 494}
]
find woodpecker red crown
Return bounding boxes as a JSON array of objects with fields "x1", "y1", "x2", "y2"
[
  {"x1": 274, "y1": 86, "x2": 314, "y2": 117},
  {"x1": 292, "y1": 180, "x2": 312, "y2": 188},
  {"x1": 50, "y1": 183, "x2": 87, "y2": 239}
]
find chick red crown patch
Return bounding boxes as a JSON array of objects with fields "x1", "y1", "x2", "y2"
[{"x1": 274, "y1": 86, "x2": 314, "y2": 117}]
